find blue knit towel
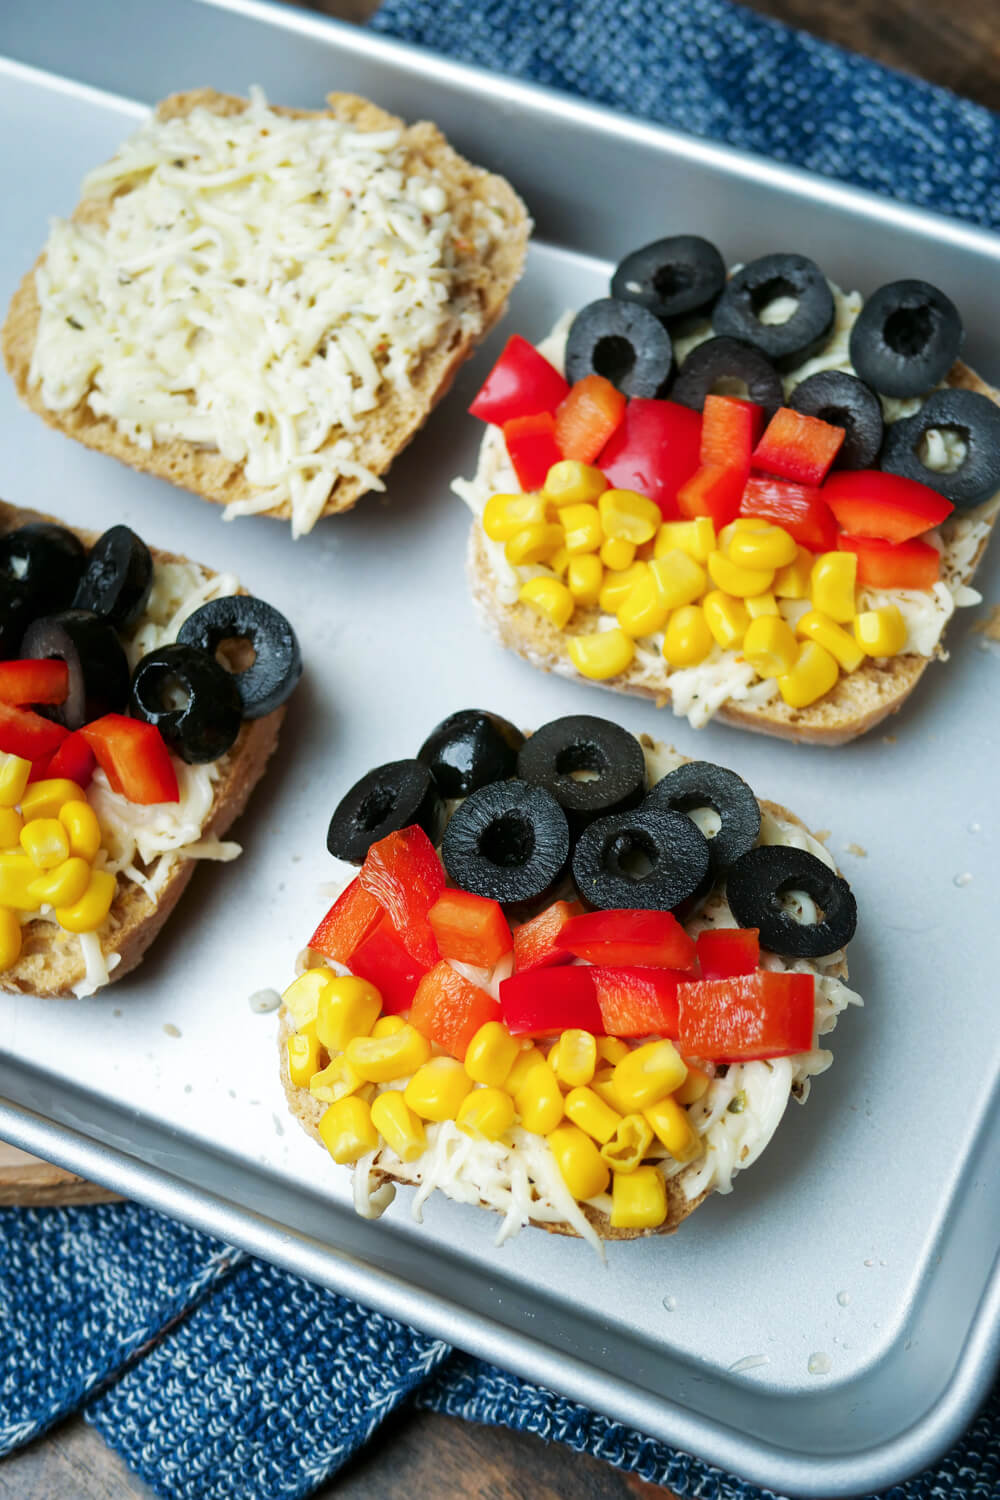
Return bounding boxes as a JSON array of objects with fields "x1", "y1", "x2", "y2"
[{"x1": 4, "y1": 1, "x2": 1000, "y2": 1496}]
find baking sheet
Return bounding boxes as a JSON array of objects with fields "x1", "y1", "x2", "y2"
[{"x1": 1, "y1": 2, "x2": 999, "y2": 1492}]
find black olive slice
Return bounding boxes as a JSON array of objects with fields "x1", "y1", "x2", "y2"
[
  {"x1": 74, "y1": 525, "x2": 154, "y2": 630},
  {"x1": 571, "y1": 804, "x2": 710, "y2": 914},
  {"x1": 880, "y1": 388, "x2": 1000, "y2": 509},
  {"x1": 0, "y1": 522, "x2": 86, "y2": 617},
  {"x1": 848, "y1": 279, "x2": 963, "y2": 398},
  {"x1": 177, "y1": 595, "x2": 301, "y2": 719},
  {"x1": 517, "y1": 714, "x2": 646, "y2": 829},
  {"x1": 565, "y1": 298, "x2": 674, "y2": 398},
  {"x1": 328, "y1": 760, "x2": 445, "y2": 865},
  {"x1": 611, "y1": 235, "x2": 726, "y2": 333},
  {"x1": 130, "y1": 644, "x2": 243, "y2": 764},
  {"x1": 0, "y1": 578, "x2": 35, "y2": 661},
  {"x1": 726, "y1": 845, "x2": 857, "y2": 957},
  {"x1": 787, "y1": 370, "x2": 884, "y2": 470},
  {"x1": 441, "y1": 780, "x2": 570, "y2": 916},
  {"x1": 671, "y1": 336, "x2": 784, "y2": 419},
  {"x1": 712, "y1": 253, "x2": 835, "y2": 371},
  {"x1": 20, "y1": 609, "x2": 130, "y2": 730},
  {"x1": 646, "y1": 760, "x2": 760, "y2": 876},
  {"x1": 418, "y1": 709, "x2": 524, "y2": 798}
]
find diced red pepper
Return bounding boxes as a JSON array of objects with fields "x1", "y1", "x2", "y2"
[
  {"x1": 511, "y1": 900, "x2": 583, "y2": 973},
  {"x1": 676, "y1": 463, "x2": 746, "y2": 527},
  {"x1": 503, "y1": 412, "x2": 564, "y2": 491},
  {"x1": 358, "y1": 826, "x2": 444, "y2": 969},
  {"x1": 499, "y1": 965, "x2": 603, "y2": 1037},
  {"x1": 597, "y1": 398, "x2": 703, "y2": 519},
  {"x1": 822, "y1": 470, "x2": 953, "y2": 543},
  {"x1": 410, "y1": 960, "x2": 501, "y2": 1058},
  {"x1": 591, "y1": 966, "x2": 682, "y2": 1038},
  {"x1": 427, "y1": 888, "x2": 513, "y2": 970},
  {"x1": 553, "y1": 909, "x2": 697, "y2": 971},
  {"x1": 554, "y1": 375, "x2": 626, "y2": 464},
  {"x1": 0, "y1": 701, "x2": 69, "y2": 763},
  {"x1": 79, "y1": 714, "x2": 179, "y2": 805},
  {"x1": 695, "y1": 927, "x2": 759, "y2": 979},
  {"x1": 469, "y1": 336, "x2": 570, "y2": 426},
  {"x1": 700, "y1": 395, "x2": 764, "y2": 471},
  {"x1": 28, "y1": 730, "x2": 96, "y2": 787},
  {"x1": 752, "y1": 407, "x2": 845, "y2": 486},
  {"x1": 350, "y1": 915, "x2": 428, "y2": 1015},
  {"x1": 677, "y1": 971, "x2": 815, "y2": 1062},
  {"x1": 309, "y1": 877, "x2": 383, "y2": 965},
  {"x1": 837, "y1": 533, "x2": 940, "y2": 590},
  {"x1": 0, "y1": 659, "x2": 69, "y2": 707},
  {"x1": 740, "y1": 476, "x2": 839, "y2": 553}
]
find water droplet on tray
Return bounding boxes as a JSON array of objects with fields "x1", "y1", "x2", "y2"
[
  {"x1": 249, "y1": 987, "x2": 281, "y2": 1013},
  {"x1": 662, "y1": 1294, "x2": 676, "y2": 1311},
  {"x1": 808, "y1": 1352, "x2": 831, "y2": 1375},
  {"x1": 836, "y1": 1290, "x2": 850, "y2": 1307},
  {"x1": 968, "y1": 821, "x2": 982, "y2": 834},
  {"x1": 954, "y1": 872, "x2": 973, "y2": 887}
]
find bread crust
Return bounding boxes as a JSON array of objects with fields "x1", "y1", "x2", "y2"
[
  {"x1": 467, "y1": 360, "x2": 1000, "y2": 745},
  {"x1": 0, "y1": 499, "x2": 285, "y2": 997},
  {"x1": 1, "y1": 89, "x2": 530, "y2": 526}
]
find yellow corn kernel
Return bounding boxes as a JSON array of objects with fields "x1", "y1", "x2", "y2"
[
  {"x1": 613, "y1": 1039, "x2": 687, "y2": 1112},
  {"x1": 318, "y1": 1096, "x2": 380, "y2": 1164},
  {"x1": 717, "y1": 517, "x2": 761, "y2": 551},
  {"x1": 595, "y1": 1037, "x2": 630, "y2": 1066},
  {"x1": 610, "y1": 1165, "x2": 667, "y2": 1229},
  {"x1": 773, "y1": 546, "x2": 815, "y2": 599},
  {"x1": 547, "y1": 1124, "x2": 610, "y2": 1201},
  {"x1": 777, "y1": 640, "x2": 840, "y2": 708},
  {"x1": 617, "y1": 570, "x2": 670, "y2": 638},
  {"x1": 59, "y1": 800, "x2": 102, "y2": 861},
  {"x1": 519, "y1": 576, "x2": 574, "y2": 629},
  {"x1": 597, "y1": 561, "x2": 649, "y2": 614},
  {"x1": 316, "y1": 976, "x2": 383, "y2": 1053},
  {"x1": 465, "y1": 1021, "x2": 522, "y2": 1088},
  {"x1": 600, "y1": 1114, "x2": 654, "y2": 1174},
  {"x1": 0, "y1": 754, "x2": 31, "y2": 809},
  {"x1": 346, "y1": 1024, "x2": 431, "y2": 1084},
  {"x1": 404, "y1": 1057, "x2": 474, "y2": 1123},
  {"x1": 371, "y1": 1090, "x2": 428, "y2": 1162},
  {"x1": 549, "y1": 545, "x2": 572, "y2": 579},
  {"x1": 505, "y1": 523, "x2": 565, "y2": 567},
  {"x1": 516, "y1": 1060, "x2": 564, "y2": 1135},
  {"x1": 372, "y1": 1015, "x2": 407, "y2": 1038},
  {"x1": 600, "y1": 536, "x2": 636, "y2": 571},
  {"x1": 643, "y1": 1096, "x2": 703, "y2": 1163},
  {"x1": 564, "y1": 1085, "x2": 624, "y2": 1144},
  {"x1": 483, "y1": 491, "x2": 548, "y2": 541},
  {"x1": 54, "y1": 869, "x2": 116, "y2": 933},
  {"x1": 0, "y1": 852, "x2": 41, "y2": 911},
  {"x1": 0, "y1": 907, "x2": 21, "y2": 971},
  {"x1": 553, "y1": 1029, "x2": 597, "y2": 1088},
  {"x1": 567, "y1": 553, "x2": 604, "y2": 605},
  {"x1": 797, "y1": 609, "x2": 866, "y2": 672},
  {"x1": 655, "y1": 517, "x2": 716, "y2": 562},
  {"x1": 589, "y1": 1067, "x2": 629, "y2": 1115},
  {"x1": 456, "y1": 1086, "x2": 516, "y2": 1141},
  {"x1": 503, "y1": 1044, "x2": 547, "y2": 1096},
  {"x1": 543, "y1": 459, "x2": 607, "y2": 506},
  {"x1": 286, "y1": 1025, "x2": 323, "y2": 1088},
  {"x1": 674, "y1": 1064, "x2": 711, "y2": 1105},
  {"x1": 649, "y1": 550, "x2": 707, "y2": 610},
  {"x1": 546, "y1": 1039, "x2": 562, "y2": 1074},
  {"x1": 727, "y1": 523, "x2": 797, "y2": 571},
  {"x1": 854, "y1": 605, "x2": 907, "y2": 657},
  {"x1": 26, "y1": 856, "x2": 91, "y2": 910},
  {"x1": 745, "y1": 591, "x2": 779, "y2": 618},
  {"x1": 567, "y1": 629, "x2": 635, "y2": 681},
  {"x1": 810, "y1": 552, "x2": 857, "y2": 622},
  {"x1": 20, "y1": 818, "x2": 70, "y2": 871},
  {"x1": 703, "y1": 590, "x2": 750, "y2": 651},
  {"x1": 707, "y1": 550, "x2": 774, "y2": 598},
  {"x1": 662, "y1": 605, "x2": 712, "y2": 669},
  {"x1": 560, "y1": 503, "x2": 603, "y2": 555},
  {"x1": 19, "y1": 779, "x2": 86, "y2": 822},
  {"x1": 281, "y1": 967, "x2": 337, "y2": 1030},
  {"x1": 309, "y1": 1054, "x2": 367, "y2": 1103},
  {"x1": 598, "y1": 488, "x2": 661, "y2": 544},
  {"x1": 0, "y1": 808, "x2": 23, "y2": 849},
  {"x1": 742, "y1": 615, "x2": 799, "y2": 679}
]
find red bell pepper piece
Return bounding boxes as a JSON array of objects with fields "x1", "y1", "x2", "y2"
[
  {"x1": 676, "y1": 463, "x2": 746, "y2": 527},
  {"x1": 553, "y1": 909, "x2": 697, "y2": 970},
  {"x1": 511, "y1": 899, "x2": 583, "y2": 973},
  {"x1": 597, "y1": 398, "x2": 702, "y2": 519},
  {"x1": 677, "y1": 971, "x2": 815, "y2": 1062},
  {"x1": 350, "y1": 915, "x2": 428, "y2": 1015},
  {"x1": 79, "y1": 714, "x2": 179, "y2": 805},
  {"x1": 358, "y1": 826, "x2": 444, "y2": 969},
  {"x1": 410, "y1": 960, "x2": 501, "y2": 1058},
  {"x1": 469, "y1": 336, "x2": 570, "y2": 426},
  {"x1": 695, "y1": 927, "x2": 759, "y2": 979},
  {"x1": 554, "y1": 375, "x2": 626, "y2": 464},
  {"x1": 427, "y1": 888, "x2": 513, "y2": 970},
  {"x1": 837, "y1": 533, "x2": 940, "y2": 590},
  {"x1": 0, "y1": 701, "x2": 69, "y2": 762},
  {"x1": 503, "y1": 412, "x2": 564, "y2": 492},
  {"x1": 591, "y1": 966, "x2": 682, "y2": 1038},
  {"x1": 822, "y1": 470, "x2": 953, "y2": 543},
  {"x1": 700, "y1": 395, "x2": 764, "y2": 471},
  {"x1": 499, "y1": 965, "x2": 603, "y2": 1037},
  {"x1": 309, "y1": 877, "x2": 383, "y2": 965},
  {"x1": 28, "y1": 730, "x2": 97, "y2": 787},
  {"x1": 740, "y1": 476, "x2": 838, "y2": 553},
  {"x1": 0, "y1": 659, "x2": 69, "y2": 707},
  {"x1": 752, "y1": 407, "x2": 845, "y2": 486}
]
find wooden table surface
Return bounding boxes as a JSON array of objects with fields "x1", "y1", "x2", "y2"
[{"x1": 6, "y1": 0, "x2": 998, "y2": 1495}]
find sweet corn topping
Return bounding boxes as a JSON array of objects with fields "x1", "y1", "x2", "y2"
[
  {"x1": 286, "y1": 1026, "x2": 323, "y2": 1089},
  {"x1": 854, "y1": 605, "x2": 907, "y2": 657},
  {"x1": 655, "y1": 517, "x2": 715, "y2": 562},
  {"x1": 0, "y1": 853, "x2": 46, "y2": 911},
  {"x1": 371, "y1": 1090, "x2": 427, "y2": 1162},
  {"x1": 595, "y1": 1037, "x2": 630, "y2": 1066},
  {"x1": 0, "y1": 908, "x2": 21, "y2": 971},
  {"x1": 600, "y1": 536, "x2": 636, "y2": 571},
  {"x1": 598, "y1": 488, "x2": 661, "y2": 544},
  {"x1": 309, "y1": 1054, "x2": 367, "y2": 1103},
  {"x1": 456, "y1": 1086, "x2": 516, "y2": 1141},
  {"x1": 674, "y1": 1064, "x2": 711, "y2": 1105},
  {"x1": 810, "y1": 552, "x2": 857, "y2": 622},
  {"x1": 778, "y1": 639, "x2": 840, "y2": 708},
  {"x1": 703, "y1": 590, "x2": 750, "y2": 651},
  {"x1": 560, "y1": 503, "x2": 603, "y2": 555},
  {"x1": 20, "y1": 818, "x2": 70, "y2": 870},
  {"x1": 0, "y1": 754, "x2": 31, "y2": 810},
  {"x1": 612, "y1": 1039, "x2": 687, "y2": 1113},
  {"x1": 745, "y1": 591, "x2": 779, "y2": 618},
  {"x1": 0, "y1": 808, "x2": 23, "y2": 849},
  {"x1": 404, "y1": 1057, "x2": 474, "y2": 1123},
  {"x1": 707, "y1": 550, "x2": 774, "y2": 598},
  {"x1": 553, "y1": 1029, "x2": 597, "y2": 1089},
  {"x1": 597, "y1": 561, "x2": 649, "y2": 614},
  {"x1": 318, "y1": 1096, "x2": 380, "y2": 1165},
  {"x1": 773, "y1": 546, "x2": 815, "y2": 599},
  {"x1": 465, "y1": 1021, "x2": 522, "y2": 1087},
  {"x1": 19, "y1": 779, "x2": 86, "y2": 821},
  {"x1": 482, "y1": 491, "x2": 548, "y2": 541},
  {"x1": 617, "y1": 570, "x2": 670, "y2": 639},
  {"x1": 515, "y1": 1060, "x2": 564, "y2": 1135},
  {"x1": 518, "y1": 575, "x2": 574, "y2": 629},
  {"x1": 505, "y1": 522, "x2": 564, "y2": 566},
  {"x1": 567, "y1": 628, "x2": 635, "y2": 681},
  {"x1": 27, "y1": 856, "x2": 92, "y2": 910},
  {"x1": 55, "y1": 869, "x2": 117, "y2": 933},
  {"x1": 372, "y1": 1014, "x2": 407, "y2": 1038},
  {"x1": 59, "y1": 800, "x2": 102, "y2": 861},
  {"x1": 649, "y1": 550, "x2": 707, "y2": 611},
  {"x1": 543, "y1": 459, "x2": 607, "y2": 506},
  {"x1": 727, "y1": 523, "x2": 797, "y2": 571},
  {"x1": 661, "y1": 605, "x2": 712, "y2": 669},
  {"x1": 742, "y1": 615, "x2": 799, "y2": 679},
  {"x1": 504, "y1": 1044, "x2": 547, "y2": 1096},
  {"x1": 564, "y1": 1085, "x2": 624, "y2": 1144},
  {"x1": 609, "y1": 1165, "x2": 668, "y2": 1230},
  {"x1": 797, "y1": 610, "x2": 866, "y2": 672},
  {"x1": 315, "y1": 975, "x2": 382, "y2": 1053},
  {"x1": 566, "y1": 553, "x2": 604, "y2": 605},
  {"x1": 643, "y1": 1096, "x2": 703, "y2": 1163},
  {"x1": 346, "y1": 1024, "x2": 432, "y2": 1083},
  {"x1": 547, "y1": 1124, "x2": 610, "y2": 1201}
]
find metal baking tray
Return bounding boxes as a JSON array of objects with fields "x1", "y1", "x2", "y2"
[{"x1": 1, "y1": 1, "x2": 999, "y2": 1492}]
